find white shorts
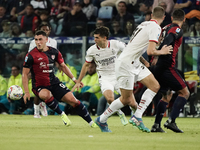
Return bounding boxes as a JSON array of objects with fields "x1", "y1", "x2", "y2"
[
  {"x1": 115, "y1": 59, "x2": 151, "y2": 90},
  {"x1": 99, "y1": 76, "x2": 121, "y2": 94}
]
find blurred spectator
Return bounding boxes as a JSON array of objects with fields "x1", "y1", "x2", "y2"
[
  {"x1": 10, "y1": 0, "x2": 31, "y2": 22},
  {"x1": 0, "y1": 5, "x2": 11, "y2": 33},
  {"x1": 0, "y1": 0, "x2": 15, "y2": 16},
  {"x1": 20, "y1": 4, "x2": 39, "y2": 33},
  {"x1": 124, "y1": 20, "x2": 135, "y2": 37},
  {"x1": 182, "y1": 21, "x2": 190, "y2": 37},
  {"x1": 159, "y1": 1, "x2": 172, "y2": 28},
  {"x1": 49, "y1": 0, "x2": 59, "y2": 24},
  {"x1": 30, "y1": 0, "x2": 52, "y2": 15},
  {"x1": 152, "y1": 0, "x2": 174, "y2": 14},
  {"x1": 10, "y1": 23, "x2": 27, "y2": 63},
  {"x1": 73, "y1": 61, "x2": 102, "y2": 114},
  {"x1": 110, "y1": 20, "x2": 126, "y2": 37},
  {"x1": 190, "y1": 20, "x2": 200, "y2": 37},
  {"x1": 185, "y1": 0, "x2": 200, "y2": 21},
  {"x1": 89, "y1": 18, "x2": 105, "y2": 36},
  {"x1": 144, "y1": 11, "x2": 152, "y2": 21},
  {"x1": 7, "y1": 65, "x2": 24, "y2": 114},
  {"x1": 62, "y1": 0, "x2": 88, "y2": 36},
  {"x1": 82, "y1": 0, "x2": 95, "y2": 21},
  {"x1": 0, "y1": 69, "x2": 8, "y2": 114},
  {"x1": 26, "y1": 30, "x2": 34, "y2": 37},
  {"x1": 58, "y1": 0, "x2": 75, "y2": 16},
  {"x1": 113, "y1": 1, "x2": 135, "y2": 31},
  {"x1": 174, "y1": 0, "x2": 196, "y2": 14},
  {"x1": 139, "y1": 0, "x2": 153, "y2": 14}
]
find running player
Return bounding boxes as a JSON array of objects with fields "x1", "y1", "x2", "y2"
[
  {"x1": 28, "y1": 23, "x2": 57, "y2": 118},
  {"x1": 73, "y1": 26, "x2": 130, "y2": 126},
  {"x1": 151, "y1": 9, "x2": 189, "y2": 133},
  {"x1": 23, "y1": 30, "x2": 97, "y2": 127},
  {"x1": 95, "y1": 6, "x2": 173, "y2": 132}
]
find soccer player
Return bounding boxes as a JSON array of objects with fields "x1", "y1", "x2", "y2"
[
  {"x1": 95, "y1": 6, "x2": 173, "y2": 132},
  {"x1": 73, "y1": 26, "x2": 130, "y2": 126},
  {"x1": 22, "y1": 30, "x2": 97, "y2": 128},
  {"x1": 28, "y1": 22, "x2": 57, "y2": 118},
  {"x1": 151, "y1": 9, "x2": 189, "y2": 133}
]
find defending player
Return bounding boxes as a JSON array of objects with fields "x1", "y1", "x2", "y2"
[
  {"x1": 95, "y1": 6, "x2": 173, "y2": 132},
  {"x1": 22, "y1": 30, "x2": 97, "y2": 127},
  {"x1": 28, "y1": 22, "x2": 57, "y2": 118},
  {"x1": 151, "y1": 9, "x2": 189, "y2": 133},
  {"x1": 73, "y1": 26, "x2": 130, "y2": 126}
]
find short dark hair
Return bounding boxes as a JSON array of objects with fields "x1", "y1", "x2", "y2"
[
  {"x1": 37, "y1": 22, "x2": 51, "y2": 31},
  {"x1": 12, "y1": 65, "x2": 20, "y2": 71},
  {"x1": 93, "y1": 26, "x2": 110, "y2": 39},
  {"x1": 35, "y1": 30, "x2": 47, "y2": 37},
  {"x1": 172, "y1": 9, "x2": 185, "y2": 21}
]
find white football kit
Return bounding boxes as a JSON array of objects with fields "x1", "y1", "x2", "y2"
[
  {"x1": 116, "y1": 19, "x2": 161, "y2": 90},
  {"x1": 85, "y1": 40, "x2": 126, "y2": 93},
  {"x1": 28, "y1": 37, "x2": 57, "y2": 52}
]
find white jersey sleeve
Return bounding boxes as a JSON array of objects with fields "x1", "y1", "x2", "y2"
[
  {"x1": 85, "y1": 47, "x2": 94, "y2": 63},
  {"x1": 28, "y1": 40, "x2": 36, "y2": 52},
  {"x1": 148, "y1": 23, "x2": 161, "y2": 43}
]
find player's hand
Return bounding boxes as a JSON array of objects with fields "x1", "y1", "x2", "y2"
[
  {"x1": 161, "y1": 45, "x2": 173, "y2": 54},
  {"x1": 151, "y1": 56, "x2": 158, "y2": 66},
  {"x1": 23, "y1": 92, "x2": 30, "y2": 104},
  {"x1": 71, "y1": 82, "x2": 84, "y2": 92}
]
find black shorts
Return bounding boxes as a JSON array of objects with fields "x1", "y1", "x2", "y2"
[
  {"x1": 32, "y1": 82, "x2": 70, "y2": 101},
  {"x1": 154, "y1": 66, "x2": 187, "y2": 93}
]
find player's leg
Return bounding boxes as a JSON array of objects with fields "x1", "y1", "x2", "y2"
[
  {"x1": 38, "y1": 88, "x2": 71, "y2": 126},
  {"x1": 164, "y1": 87, "x2": 190, "y2": 133},
  {"x1": 33, "y1": 96, "x2": 41, "y2": 118},
  {"x1": 163, "y1": 69, "x2": 190, "y2": 133},
  {"x1": 103, "y1": 89, "x2": 128, "y2": 126},
  {"x1": 151, "y1": 90, "x2": 172, "y2": 133},
  {"x1": 61, "y1": 92, "x2": 97, "y2": 128}
]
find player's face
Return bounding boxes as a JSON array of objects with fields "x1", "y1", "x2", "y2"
[
  {"x1": 35, "y1": 34, "x2": 48, "y2": 51},
  {"x1": 40, "y1": 26, "x2": 50, "y2": 37},
  {"x1": 94, "y1": 34, "x2": 106, "y2": 47}
]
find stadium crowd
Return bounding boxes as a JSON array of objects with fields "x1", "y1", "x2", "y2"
[{"x1": 0, "y1": 0, "x2": 200, "y2": 120}]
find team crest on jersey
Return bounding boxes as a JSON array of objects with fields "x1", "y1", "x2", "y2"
[
  {"x1": 176, "y1": 28, "x2": 180, "y2": 33},
  {"x1": 25, "y1": 56, "x2": 28, "y2": 62},
  {"x1": 51, "y1": 55, "x2": 55, "y2": 60}
]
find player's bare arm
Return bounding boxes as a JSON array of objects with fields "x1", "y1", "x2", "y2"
[
  {"x1": 71, "y1": 62, "x2": 90, "y2": 92},
  {"x1": 147, "y1": 41, "x2": 173, "y2": 56},
  {"x1": 140, "y1": 56, "x2": 150, "y2": 67},
  {"x1": 22, "y1": 67, "x2": 31, "y2": 104}
]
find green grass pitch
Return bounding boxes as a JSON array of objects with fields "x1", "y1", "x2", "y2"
[{"x1": 0, "y1": 115, "x2": 200, "y2": 150}]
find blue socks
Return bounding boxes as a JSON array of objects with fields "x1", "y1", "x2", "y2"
[
  {"x1": 155, "y1": 100, "x2": 168, "y2": 125},
  {"x1": 45, "y1": 97, "x2": 62, "y2": 114},
  {"x1": 170, "y1": 96, "x2": 187, "y2": 123},
  {"x1": 74, "y1": 101, "x2": 92, "y2": 123}
]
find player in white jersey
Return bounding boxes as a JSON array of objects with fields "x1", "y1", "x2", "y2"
[
  {"x1": 72, "y1": 26, "x2": 129, "y2": 126},
  {"x1": 29, "y1": 23, "x2": 57, "y2": 118},
  {"x1": 95, "y1": 6, "x2": 173, "y2": 132}
]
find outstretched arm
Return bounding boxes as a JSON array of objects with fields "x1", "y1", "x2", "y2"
[
  {"x1": 71, "y1": 62, "x2": 90, "y2": 92},
  {"x1": 22, "y1": 67, "x2": 30, "y2": 104}
]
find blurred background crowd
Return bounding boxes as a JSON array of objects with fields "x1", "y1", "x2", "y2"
[{"x1": 0, "y1": 0, "x2": 200, "y2": 118}]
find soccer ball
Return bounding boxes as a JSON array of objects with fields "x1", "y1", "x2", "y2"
[{"x1": 7, "y1": 85, "x2": 23, "y2": 100}]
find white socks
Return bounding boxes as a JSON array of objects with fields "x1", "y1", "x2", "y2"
[
  {"x1": 100, "y1": 98, "x2": 124, "y2": 123},
  {"x1": 134, "y1": 89, "x2": 156, "y2": 118},
  {"x1": 34, "y1": 104, "x2": 40, "y2": 115}
]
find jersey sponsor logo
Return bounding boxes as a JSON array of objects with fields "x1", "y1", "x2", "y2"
[
  {"x1": 96, "y1": 56, "x2": 116, "y2": 66},
  {"x1": 176, "y1": 28, "x2": 180, "y2": 33},
  {"x1": 38, "y1": 57, "x2": 43, "y2": 60},
  {"x1": 25, "y1": 56, "x2": 28, "y2": 62},
  {"x1": 39, "y1": 62, "x2": 47, "y2": 68},
  {"x1": 42, "y1": 70, "x2": 53, "y2": 73},
  {"x1": 96, "y1": 53, "x2": 100, "y2": 56}
]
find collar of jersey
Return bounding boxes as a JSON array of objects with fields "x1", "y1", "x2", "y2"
[
  {"x1": 96, "y1": 41, "x2": 110, "y2": 50},
  {"x1": 150, "y1": 19, "x2": 158, "y2": 24}
]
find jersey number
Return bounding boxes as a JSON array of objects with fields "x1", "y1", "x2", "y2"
[{"x1": 130, "y1": 27, "x2": 142, "y2": 42}]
